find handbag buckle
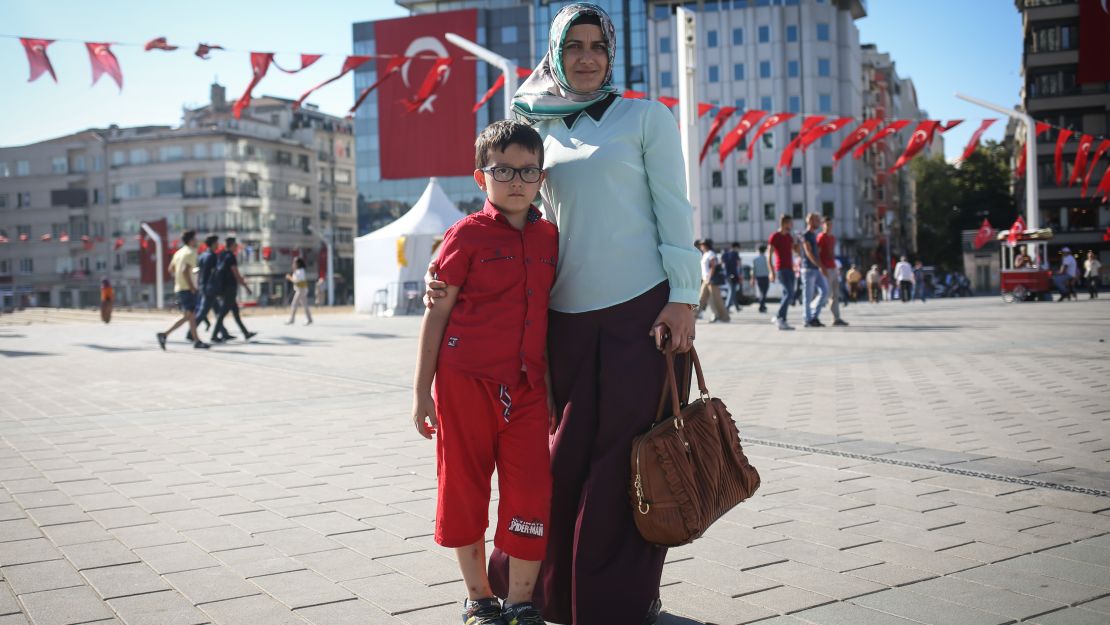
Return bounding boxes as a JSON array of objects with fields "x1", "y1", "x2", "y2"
[
  {"x1": 700, "y1": 391, "x2": 711, "y2": 403},
  {"x1": 674, "y1": 416, "x2": 684, "y2": 430},
  {"x1": 634, "y1": 474, "x2": 650, "y2": 514}
]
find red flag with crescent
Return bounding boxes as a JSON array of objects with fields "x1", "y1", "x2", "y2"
[
  {"x1": 20, "y1": 38, "x2": 57, "y2": 83},
  {"x1": 747, "y1": 113, "x2": 795, "y2": 161},
  {"x1": 890, "y1": 120, "x2": 941, "y2": 172},
  {"x1": 777, "y1": 115, "x2": 826, "y2": 172},
  {"x1": 233, "y1": 53, "x2": 274, "y2": 119},
  {"x1": 1016, "y1": 121, "x2": 1052, "y2": 178},
  {"x1": 1007, "y1": 215, "x2": 1026, "y2": 247},
  {"x1": 833, "y1": 118, "x2": 882, "y2": 163},
  {"x1": 853, "y1": 120, "x2": 911, "y2": 160},
  {"x1": 273, "y1": 54, "x2": 323, "y2": 74},
  {"x1": 973, "y1": 218, "x2": 996, "y2": 250},
  {"x1": 1097, "y1": 165, "x2": 1110, "y2": 203},
  {"x1": 718, "y1": 110, "x2": 766, "y2": 164},
  {"x1": 144, "y1": 37, "x2": 178, "y2": 52},
  {"x1": 699, "y1": 107, "x2": 736, "y2": 164},
  {"x1": 404, "y1": 57, "x2": 454, "y2": 113},
  {"x1": 195, "y1": 43, "x2": 224, "y2": 59},
  {"x1": 799, "y1": 116, "x2": 854, "y2": 150},
  {"x1": 1054, "y1": 128, "x2": 1074, "y2": 186},
  {"x1": 940, "y1": 120, "x2": 963, "y2": 132},
  {"x1": 1069, "y1": 134, "x2": 1095, "y2": 186},
  {"x1": 86, "y1": 42, "x2": 123, "y2": 91},
  {"x1": 350, "y1": 57, "x2": 407, "y2": 118},
  {"x1": 960, "y1": 119, "x2": 997, "y2": 161},
  {"x1": 295, "y1": 55, "x2": 373, "y2": 110},
  {"x1": 1082, "y1": 139, "x2": 1110, "y2": 197}
]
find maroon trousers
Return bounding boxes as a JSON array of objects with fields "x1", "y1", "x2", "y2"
[{"x1": 490, "y1": 282, "x2": 678, "y2": 625}]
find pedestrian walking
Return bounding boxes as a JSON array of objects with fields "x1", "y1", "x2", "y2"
[
  {"x1": 315, "y1": 275, "x2": 327, "y2": 306},
  {"x1": 721, "y1": 242, "x2": 743, "y2": 312},
  {"x1": 800, "y1": 213, "x2": 830, "y2": 327},
  {"x1": 1056, "y1": 247, "x2": 1078, "y2": 301},
  {"x1": 880, "y1": 269, "x2": 892, "y2": 301},
  {"x1": 894, "y1": 256, "x2": 914, "y2": 303},
  {"x1": 846, "y1": 264, "x2": 862, "y2": 303},
  {"x1": 286, "y1": 258, "x2": 313, "y2": 325},
  {"x1": 210, "y1": 237, "x2": 257, "y2": 343},
  {"x1": 752, "y1": 245, "x2": 771, "y2": 312},
  {"x1": 156, "y1": 230, "x2": 208, "y2": 350},
  {"x1": 913, "y1": 261, "x2": 928, "y2": 303},
  {"x1": 1084, "y1": 251, "x2": 1101, "y2": 299},
  {"x1": 99, "y1": 278, "x2": 113, "y2": 324},
  {"x1": 817, "y1": 216, "x2": 847, "y2": 326},
  {"x1": 189, "y1": 235, "x2": 220, "y2": 342},
  {"x1": 768, "y1": 215, "x2": 797, "y2": 330},
  {"x1": 698, "y1": 239, "x2": 729, "y2": 323}
]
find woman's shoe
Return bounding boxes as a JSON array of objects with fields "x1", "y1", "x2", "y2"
[{"x1": 643, "y1": 598, "x2": 662, "y2": 625}]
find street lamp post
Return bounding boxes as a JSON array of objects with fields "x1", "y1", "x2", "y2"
[
  {"x1": 139, "y1": 222, "x2": 164, "y2": 309},
  {"x1": 445, "y1": 33, "x2": 517, "y2": 121},
  {"x1": 676, "y1": 7, "x2": 702, "y2": 239}
]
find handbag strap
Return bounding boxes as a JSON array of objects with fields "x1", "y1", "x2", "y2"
[{"x1": 653, "y1": 346, "x2": 712, "y2": 426}]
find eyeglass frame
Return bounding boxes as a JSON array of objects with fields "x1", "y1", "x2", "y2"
[{"x1": 478, "y1": 165, "x2": 544, "y2": 183}]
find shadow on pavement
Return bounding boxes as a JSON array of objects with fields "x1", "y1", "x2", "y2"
[
  {"x1": 0, "y1": 349, "x2": 53, "y2": 358},
  {"x1": 353, "y1": 332, "x2": 400, "y2": 339},
  {"x1": 657, "y1": 613, "x2": 703, "y2": 625},
  {"x1": 80, "y1": 344, "x2": 147, "y2": 352},
  {"x1": 845, "y1": 325, "x2": 963, "y2": 332}
]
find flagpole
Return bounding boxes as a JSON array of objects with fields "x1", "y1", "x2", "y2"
[
  {"x1": 444, "y1": 34, "x2": 517, "y2": 121},
  {"x1": 139, "y1": 222, "x2": 163, "y2": 309},
  {"x1": 677, "y1": 7, "x2": 702, "y2": 239},
  {"x1": 954, "y1": 92, "x2": 1039, "y2": 231}
]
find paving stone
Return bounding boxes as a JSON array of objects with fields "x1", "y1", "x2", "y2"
[
  {"x1": 107, "y1": 589, "x2": 209, "y2": 625},
  {"x1": 754, "y1": 539, "x2": 881, "y2": 573},
  {"x1": 164, "y1": 565, "x2": 260, "y2": 604},
  {"x1": 740, "y1": 585, "x2": 837, "y2": 614},
  {"x1": 290, "y1": 512, "x2": 369, "y2": 537},
  {"x1": 70, "y1": 492, "x2": 135, "y2": 513},
  {"x1": 195, "y1": 495, "x2": 263, "y2": 517},
  {"x1": 793, "y1": 600, "x2": 925, "y2": 625},
  {"x1": 110, "y1": 522, "x2": 187, "y2": 550},
  {"x1": 133, "y1": 542, "x2": 219, "y2": 575},
  {"x1": 995, "y1": 553, "x2": 1110, "y2": 588},
  {"x1": 294, "y1": 598, "x2": 403, "y2": 625},
  {"x1": 662, "y1": 559, "x2": 781, "y2": 598},
  {"x1": 254, "y1": 527, "x2": 341, "y2": 557},
  {"x1": 0, "y1": 538, "x2": 64, "y2": 567},
  {"x1": 1076, "y1": 596, "x2": 1110, "y2": 615},
  {"x1": 343, "y1": 572, "x2": 454, "y2": 615},
  {"x1": 0, "y1": 520, "x2": 42, "y2": 543},
  {"x1": 250, "y1": 569, "x2": 354, "y2": 609},
  {"x1": 953, "y1": 565, "x2": 1105, "y2": 605},
  {"x1": 847, "y1": 563, "x2": 936, "y2": 588},
  {"x1": 130, "y1": 494, "x2": 195, "y2": 514},
  {"x1": 658, "y1": 581, "x2": 776, "y2": 624},
  {"x1": 199, "y1": 593, "x2": 311, "y2": 625},
  {"x1": 0, "y1": 504, "x2": 24, "y2": 523},
  {"x1": 937, "y1": 541, "x2": 1024, "y2": 564},
  {"x1": 40, "y1": 520, "x2": 115, "y2": 546},
  {"x1": 852, "y1": 587, "x2": 1013, "y2": 625},
  {"x1": 1029, "y1": 608, "x2": 1110, "y2": 625},
  {"x1": 81, "y1": 562, "x2": 171, "y2": 600},
  {"x1": 1, "y1": 559, "x2": 85, "y2": 595},
  {"x1": 212, "y1": 545, "x2": 305, "y2": 579},
  {"x1": 293, "y1": 549, "x2": 389, "y2": 583},
  {"x1": 59, "y1": 539, "x2": 139, "y2": 571},
  {"x1": 182, "y1": 525, "x2": 260, "y2": 553},
  {"x1": 223, "y1": 510, "x2": 298, "y2": 535},
  {"x1": 18, "y1": 585, "x2": 115, "y2": 625},
  {"x1": 0, "y1": 613, "x2": 31, "y2": 625},
  {"x1": 0, "y1": 582, "x2": 19, "y2": 617},
  {"x1": 154, "y1": 509, "x2": 226, "y2": 532},
  {"x1": 846, "y1": 541, "x2": 981, "y2": 575},
  {"x1": 747, "y1": 560, "x2": 885, "y2": 599},
  {"x1": 670, "y1": 536, "x2": 788, "y2": 571},
  {"x1": 332, "y1": 530, "x2": 422, "y2": 560},
  {"x1": 24, "y1": 505, "x2": 89, "y2": 528},
  {"x1": 904, "y1": 575, "x2": 1066, "y2": 620}
]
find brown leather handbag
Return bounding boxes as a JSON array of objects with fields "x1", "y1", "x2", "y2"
[{"x1": 630, "y1": 347, "x2": 761, "y2": 547}]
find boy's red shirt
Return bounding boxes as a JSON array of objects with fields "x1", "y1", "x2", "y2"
[{"x1": 435, "y1": 200, "x2": 559, "y2": 388}]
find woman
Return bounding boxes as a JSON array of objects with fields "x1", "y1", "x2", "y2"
[
  {"x1": 285, "y1": 257, "x2": 313, "y2": 325},
  {"x1": 99, "y1": 278, "x2": 113, "y2": 323},
  {"x1": 427, "y1": 5, "x2": 699, "y2": 623}
]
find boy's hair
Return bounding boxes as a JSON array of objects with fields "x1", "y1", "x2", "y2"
[
  {"x1": 780, "y1": 215, "x2": 793, "y2": 226},
  {"x1": 731, "y1": 242, "x2": 740, "y2": 249},
  {"x1": 204, "y1": 235, "x2": 219, "y2": 248},
  {"x1": 294, "y1": 257, "x2": 306, "y2": 269},
  {"x1": 475, "y1": 120, "x2": 544, "y2": 169},
  {"x1": 182, "y1": 230, "x2": 196, "y2": 245},
  {"x1": 224, "y1": 236, "x2": 237, "y2": 248},
  {"x1": 758, "y1": 244, "x2": 767, "y2": 253}
]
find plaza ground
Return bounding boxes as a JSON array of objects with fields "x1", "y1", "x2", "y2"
[{"x1": 0, "y1": 296, "x2": 1108, "y2": 625}]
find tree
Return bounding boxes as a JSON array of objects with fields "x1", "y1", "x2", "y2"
[{"x1": 911, "y1": 140, "x2": 1015, "y2": 270}]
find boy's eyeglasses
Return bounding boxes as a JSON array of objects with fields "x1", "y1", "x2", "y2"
[{"x1": 480, "y1": 166, "x2": 543, "y2": 183}]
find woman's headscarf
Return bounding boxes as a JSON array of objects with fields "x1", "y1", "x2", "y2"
[{"x1": 512, "y1": 2, "x2": 619, "y2": 123}]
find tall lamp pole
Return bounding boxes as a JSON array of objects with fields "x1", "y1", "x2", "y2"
[
  {"x1": 139, "y1": 222, "x2": 163, "y2": 309},
  {"x1": 676, "y1": 7, "x2": 702, "y2": 239}
]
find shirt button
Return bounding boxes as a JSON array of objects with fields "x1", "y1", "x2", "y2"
[
  {"x1": 525, "y1": 258, "x2": 531, "y2": 264},
  {"x1": 527, "y1": 288, "x2": 534, "y2": 296},
  {"x1": 525, "y1": 319, "x2": 532, "y2": 326}
]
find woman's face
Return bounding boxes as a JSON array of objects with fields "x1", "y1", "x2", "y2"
[{"x1": 562, "y1": 24, "x2": 609, "y2": 92}]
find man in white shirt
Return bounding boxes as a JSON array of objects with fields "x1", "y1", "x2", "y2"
[
  {"x1": 893, "y1": 256, "x2": 915, "y2": 303},
  {"x1": 698, "y1": 240, "x2": 729, "y2": 323},
  {"x1": 1058, "y1": 247, "x2": 1078, "y2": 301},
  {"x1": 1085, "y1": 250, "x2": 1102, "y2": 299}
]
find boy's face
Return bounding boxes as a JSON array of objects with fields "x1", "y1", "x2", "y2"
[{"x1": 474, "y1": 144, "x2": 544, "y2": 216}]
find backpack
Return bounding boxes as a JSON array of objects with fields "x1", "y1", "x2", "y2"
[{"x1": 210, "y1": 251, "x2": 235, "y2": 294}]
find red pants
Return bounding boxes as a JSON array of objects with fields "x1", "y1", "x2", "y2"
[{"x1": 433, "y1": 368, "x2": 551, "y2": 561}]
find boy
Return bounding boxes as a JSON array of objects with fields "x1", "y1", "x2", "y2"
[
  {"x1": 767, "y1": 215, "x2": 798, "y2": 330},
  {"x1": 157, "y1": 230, "x2": 209, "y2": 350},
  {"x1": 412, "y1": 120, "x2": 558, "y2": 625}
]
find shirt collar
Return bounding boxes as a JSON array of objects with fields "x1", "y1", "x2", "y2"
[
  {"x1": 562, "y1": 93, "x2": 618, "y2": 128},
  {"x1": 480, "y1": 199, "x2": 542, "y2": 227}
]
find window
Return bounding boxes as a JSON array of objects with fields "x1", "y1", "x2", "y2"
[
  {"x1": 19, "y1": 258, "x2": 33, "y2": 275},
  {"x1": 763, "y1": 168, "x2": 774, "y2": 185},
  {"x1": 112, "y1": 151, "x2": 126, "y2": 166},
  {"x1": 335, "y1": 198, "x2": 353, "y2": 215},
  {"x1": 821, "y1": 166, "x2": 834, "y2": 183},
  {"x1": 112, "y1": 183, "x2": 140, "y2": 200},
  {"x1": 335, "y1": 169, "x2": 352, "y2": 185},
  {"x1": 659, "y1": 36, "x2": 671, "y2": 53},
  {"x1": 51, "y1": 157, "x2": 67, "y2": 174},
  {"x1": 708, "y1": 65, "x2": 720, "y2": 83},
  {"x1": 711, "y1": 171, "x2": 723, "y2": 188},
  {"x1": 732, "y1": 28, "x2": 743, "y2": 45},
  {"x1": 210, "y1": 142, "x2": 226, "y2": 158},
  {"x1": 17, "y1": 225, "x2": 30, "y2": 240},
  {"x1": 707, "y1": 30, "x2": 718, "y2": 48},
  {"x1": 661, "y1": 71, "x2": 673, "y2": 88},
  {"x1": 760, "y1": 96, "x2": 773, "y2": 111},
  {"x1": 287, "y1": 182, "x2": 308, "y2": 201},
  {"x1": 737, "y1": 169, "x2": 749, "y2": 186},
  {"x1": 191, "y1": 178, "x2": 207, "y2": 197},
  {"x1": 786, "y1": 25, "x2": 798, "y2": 42},
  {"x1": 1028, "y1": 68, "x2": 1078, "y2": 97},
  {"x1": 819, "y1": 93, "x2": 832, "y2": 113},
  {"x1": 733, "y1": 63, "x2": 745, "y2": 81},
  {"x1": 17, "y1": 192, "x2": 31, "y2": 208},
  {"x1": 791, "y1": 168, "x2": 802, "y2": 184},
  {"x1": 0, "y1": 162, "x2": 8, "y2": 177},
  {"x1": 792, "y1": 202, "x2": 804, "y2": 219},
  {"x1": 16, "y1": 160, "x2": 30, "y2": 176},
  {"x1": 759, "y1": 61, "x2": 771, "y2": 79},
  {"x1": 737, "y1": 203, "x2": 749, "y2": 222},
  {"x1": 159, "y1": 146, "x2": 184, "y2": 162},
  {"x1": 712, "y1": 205, "x2": 724, "y2": 222},
  {"x1": 735, "y1": 98, "x2": 746, "y2": 111},
  {"x1": 788, "y1": 60, "x2": 799, "y2": 78},
  {"x1": 337, "y1": 227, "x2": 354, "y2": 244},
  {"x1": 817, "y1": 23, "x2": 830, "y2": 41},
  {"x1": 0, "y1": 194, "x2": 7, "y2": 209},
  {"x1": 0, "y1": 260, "x2": 8, "y2": 275},
  {"x1": 500, "y1": 25, "x2": 518, "y2": 44},
  {"x1": 193, "y1": 143, "x2": 207, "y2": 159},
  {"x1": 818, "y1": 58, "x2": 831, "y2": 77},
  {"x1": 92, "y1": 155, "x2": 103, "y2": 171},
  {"x1": 822, "y1": 201, "x2": 835, "y2": 218},
  {"x1": 758, "y1": 25, "x2": 770, "y2": 43},
  {"x1": 762, "y1": 132, "x2": 775, "y2": 150},
  {"x1": 129, "y1": 148, "x2": 148, "y2": 165},
  {"x1": 763, "y1": 203, "x2": 776, "y2": 220},
  {"x1": 788, "y1": 96, "x2": 800, "y2": 113},
  {"x1": 72, "y1": 156, "x2": 86, "y2": 173},
  {"x1": 156, "y1": 180, "x2": 182, "y2": 197},
  {"x1": 1029, "y1": 23, "x2": 1078, "y2": 53},
  {"x1": 212, "y1": 177, "x2": 230, "y2": 196}
]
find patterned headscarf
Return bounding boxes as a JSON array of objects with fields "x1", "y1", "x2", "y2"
[{"x1": 512, "y1": 2, "x2": 619, "y2": 123}]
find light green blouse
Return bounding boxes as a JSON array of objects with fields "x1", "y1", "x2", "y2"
[{"x1": 536, "y1": 97, "x2": 701, "y2": 313}]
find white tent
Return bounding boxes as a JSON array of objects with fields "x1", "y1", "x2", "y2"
[{"x1": 355, "y1": 178, "x2": 464, "y2": 315}]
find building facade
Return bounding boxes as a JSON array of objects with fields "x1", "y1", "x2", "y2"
[
  {"x1": 0, "y1": 84, "x2": 356, "y2": 309},
  {"x1": 1014, "y1": 0, "x2": 1109, "y2": 266}
]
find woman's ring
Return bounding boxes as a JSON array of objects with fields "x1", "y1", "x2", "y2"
[{"x1": 688, "y1": 335, "x2": 695, "y2": 340}]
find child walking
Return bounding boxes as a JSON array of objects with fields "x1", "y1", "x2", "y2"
[
  {"x1": 412, "y1": 120, "x2": 558, "y2": 625},
  {"x1": 285, "y1": 257, "x2": 313, "y2": 325}
]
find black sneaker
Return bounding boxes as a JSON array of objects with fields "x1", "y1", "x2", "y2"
[
  {"x1": 245, "y1": 331, "x2": 257, "y2": 341},
  {"x1": 185, "y1": 331, "x2": 194, "y2": 342},
  {"x1": 502, "y1": 602, "x2": 544, "y2": 625},
  {"x1": 462, "y1": 598, "x2": 505, "y2": 625},
  {"x1": 156, "y1": 332, "x2": 167, "y2": 351},
  {"x1": 193, "y1": 341, "x2": 210, "y2": 349},
  {"x1": 644, "y1": 598, "x2": 663, "y2": 625},
  {"x1": 223, "y1": 334, "x2": 238, "y2": 342},
  {"x1": 211, "y1": 336, "x2": 225, "y2": 344},
  {"x1": 811, "y1": 319, "x2": 826, "y2": 327},
  {"x1": 833, "y1": 319, "x2": 849, "y2": 326}
]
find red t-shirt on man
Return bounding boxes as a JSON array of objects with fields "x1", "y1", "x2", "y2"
[
  {"x1": 816, "y1": 232, "x2": 837, "y2": 269},
  {"x1": 435, "y1": 200, "x2": 558, "y2": 388},
  {"x1": 768, "y1": 231, "x2": 794, "y2": 271}
]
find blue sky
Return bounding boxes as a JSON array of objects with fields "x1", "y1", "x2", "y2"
[{"x1": 0, "y1": 1, "x2": 1021, "y2": 160}]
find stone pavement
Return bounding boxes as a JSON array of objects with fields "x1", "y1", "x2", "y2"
[{"x1": 0, "y1": 296, "x2": 1108, "y2": 625}]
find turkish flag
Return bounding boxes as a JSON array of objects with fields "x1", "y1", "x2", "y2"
[
  {"x1": 376, "y1": 9, "x2": 476, "y2": 179},
  {"x1": 1054, "y1": 129, "x2": 1073, "y2": 186},
  {"x1": 1078, "y1": 0, "x2": 1110, "y2": 84},
  {"x1": 0, "y1": 235, "x2": 7, "y2": 243},
  {"x1": 233, "y1": 53, "x2": 275, "y2": 119},
  {"x1": 472, "y1": 66, "x2": 532, "y2": 113},
  {"x1": 747, "y1": 113, "x2": 795, "y2": 161},
  {"x1": 698, "y1": 103, "x2": 715, "y2": 118},
  {"x1": 776, "y1": 115, "x2": 826, "y2": 172},
  {"x1": 40, "y1": 233, "x2": 52, "y2": 242},
  {"x1": 351, "y1": 57, "x2": 407, "y2": 118},
  {"x1": 1104, "y1": 225, "x2": 1110, "y2": 241},
  {"x1": 86, "y1": 42, "x2": 123, "y2": 91},
  {"x1": 657, "y1": 96, "x2": 679, "y2": 108},
  {"x1": 1082, "y1": 139, "x2": 1110, "y2": 197},
  {"x1": 1007, "y1": 216, "x2": 1026, "y2": 247},
  {"x1": 890, "y1": 120, "x2": 941, "y2": 172},
  {"x1": 1015, "y1": 121, "x2": 1051, "y2": 178},
  {"x1": 939, "y1": 120, "x2": 963, "y2": 132},
  {"x1": 295, "y1": 55, "x2": 373, "y2": 110},
  {"x1": 799, "y1": 116, "x2": 854, "y2": 150},
  {"x1": 1097, "y1": 165, "x2": 1110, "y2": 203},
  {"x1": 853, "y1": 120, "x2": 911, "y2": 160},
  {"x1": 973, "y1": 219, "x2": 996, "y2": 250},
  {"x1": 273, "y1": 54, "x2": 322, "y2": 74},
  {"x1": 403, "y1": 57, "x2": 454, "y2": 113},
  {"x1": 699, "y1": 107, "x2": 736, "y2": 164},
  {"x1": 20, "y1": 38, "x2": 57, "y2": 82},
  {"x1": 59, "y1": 232, "x2": 70, "y2": 243},
  {"x1": 718, "y1": 110, "x2": 766, "y2": 164},
  {"x1": 1069, "y1": 134, "x2": 1095, "y2": 186},
  {"x1": 144, "y1": 37, "x2": 178, "y2": 52},
  {"x1": 833, "y1": 119, "x2": 882, "y2": 163},
  {"x1": 195, "y1": 43, "x2": 224, "y2": 59},
  {"x1": 960, "y1": 119, "x2": 997, "y2": 162}
]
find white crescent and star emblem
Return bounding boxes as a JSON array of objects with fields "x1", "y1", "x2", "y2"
[
  {"x1": 911, "y1": 130, "x2": 928, "y2": 145},
  {"x1": 401, "y1": 36, "x2": 450, "y2": 113}
]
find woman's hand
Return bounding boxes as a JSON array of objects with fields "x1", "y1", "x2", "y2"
[
  {"x1": 423, "y1": 261, "x2": 447, "y2": 308},
  {"x1": 412, "y1": 391, "x2": 438, "y2": 440},
  {"x1": 650, "y1": 302, "x2": 696, "y2": 354}
]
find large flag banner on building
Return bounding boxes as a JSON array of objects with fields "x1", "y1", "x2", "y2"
[
  {"x1": 1078, "y1": 0, "x2": 1110, "y2": 84},
  {"x1": 375, "y1": 9, "x2": 477, "y2": 180}
]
